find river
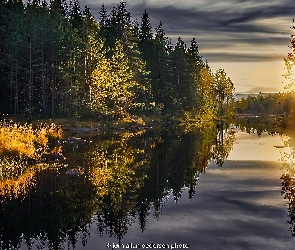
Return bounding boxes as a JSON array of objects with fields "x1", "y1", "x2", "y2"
[{"x1": 1, "y1": 120, "x2": 295, "y2": 250}]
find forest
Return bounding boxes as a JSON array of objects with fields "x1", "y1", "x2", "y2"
[
  {"x1": 2, "y1": 1, "x2": 295, "y2": 248},
  {"x1": 235, "y1": 92, "x2": 294, "y2": 116},
  {"x1": 0, "y1": 0, "x2": 235, "y2": 125}
]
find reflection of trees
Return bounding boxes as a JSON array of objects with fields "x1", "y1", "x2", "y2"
[
  {"x1": 0, "y1": 121, "x2": 64, "y2": 204},
  {"x1": 280, "y1": 132, "x2": 295, "y2": 237},
  {"x1": 235, "y1": 117, "x2": 284, "y2": 136},
  {"x1": 212, "y1": 122, "x2": 235, "y2": 167},
  {"x1": 89, "y1": 124, "x2": 235, "y2": 235},
  {"x1": 0, "y1": 164, "x2": 47, "y2": 203},
  {"x1": 0, "y1": 168, "x2": 96, "y2": 250},
  {"x1": 0, "y1": 130, "x2": 152, "y2": 249},
  {"x1": 136, "y1": 122, "x2": 234, "y2": 224},
  {"x1": 236, "y1": 117, "x2": 295, "y2": 238},
  {"x1": 0, "y1": 124, "x2": 236, "y2": 248},
  {"x1": 88, "y1": 131, "x2": 150, "y2": 241}
]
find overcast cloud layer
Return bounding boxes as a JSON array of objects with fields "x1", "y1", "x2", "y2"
[{"x1": 81, "y1": 0, "x2": 294, "y2": 63}]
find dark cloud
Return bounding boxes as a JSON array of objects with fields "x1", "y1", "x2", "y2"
[
  {"x1": 82, "y1": 0, "x2": 294, "y2": 62},
  {"x1": 203, "y1": 52, "x2": 285, "y2": 63}
]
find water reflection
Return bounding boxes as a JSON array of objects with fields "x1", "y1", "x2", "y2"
[
  {"x1": 235, "y1": 116, "x2": 285, "y2": 136},
  {"x1": 0, "y1": 122, "x2": 235, "y2": 249},
  {"x1": 212, "y1": 122, "x2": 235, "y2": 167},
  {"x1": 0, "y1": 122, "x2": 64, "y2": 204},
  {"x1": 235, "y1": 116, "x2": 295, "y2": 238},
  {"x1": 280, "y1": 131, "x2": 295, "y2": 237}
]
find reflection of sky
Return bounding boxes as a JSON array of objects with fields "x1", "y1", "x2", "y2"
[
  {"x1": 78, "y1": 0, "x2": 293, "y2": 93},
  {"x1": 227, "y1": 130, "x2": 291, "y2": 161},
  {"x1": 19, "y1": 127, "x2": 295, "y2": 249},
  {"x1": 76, "y1": 147, "x2": 294, "y2": 250}
]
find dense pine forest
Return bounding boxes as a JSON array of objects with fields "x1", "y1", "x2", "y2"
[{"x1": 0, "y1": 0, "x2": 235, "y2": 124}]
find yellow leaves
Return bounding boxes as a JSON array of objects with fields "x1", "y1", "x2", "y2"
[
  {"x1": 0, "y1": 163, "x2": 49, "y2": 202},
  {"x1": 180, "y1": 108, "x2": 216, "y2": 133},
  {"x1": 87, "y1": 136, "x2": 140, "y2": 210},
  {"x1": 89, "y1": 150, "x2": 112, "y2": 197},
  {"x1": 90, "y1": 39, "x2": 145, "y2": 120},
  {"x1": 0, "y1": 122, "x2": 63, "y2": 203},
  {"x1": 90, "y1": 166, "x2": 112, "y2": 197},
  {"x1": 46, "y1": 123, "x2": 63, "y2": 140},
  {"x1": 90, "y1": 154, "x2": 135, "y2": 201},
  {"x1": 0, "y1": 125, "x2": 37, "y2": 159},
  {"x1": 35, "y1": 128, "x2": 48, "y2": 147},
  {"x1": 0, "y1": 124, "x2": 61, "y2": 202},
  {"x1": 0, "y1": 167, "x2": 37, "y2": 201},
  {"x1": 0, "y1": 121, "x2": 63, "y2": 201},
  {"x1": 0, "y1": 122, "x2": 62, "y2": 160}
]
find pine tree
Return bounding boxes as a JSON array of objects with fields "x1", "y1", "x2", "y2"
[
  {"x1": 0, "y1": 0, "x2": 12, "y2": 113},
  {"x1": 170, "y1": 37, "x2": 187, "y2": 112},
  {"x1": 138, "y1": 10, "x2": 153, "y2": 59},
  {"x1": 69, "y1": 0, "x2": 83, "y2": 30},
  {"x1": 151, "y1": 21, "x2": 171, "y2": 110},
  {"x1": 186, "y1": 37, "x2": 204, "y2": 110},
  {"x1": 4, "y1": 0, "x2": 26, "y2": 118},
  {"x1": 81, "y1": 5, "x2": 100, "y2": 110}
]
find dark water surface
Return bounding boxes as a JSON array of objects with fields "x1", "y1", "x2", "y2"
[{"x1": 1, "y1": 124, "x2": 295, "y2": 249}]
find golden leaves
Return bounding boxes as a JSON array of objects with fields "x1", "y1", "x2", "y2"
[
  {"x1": 0, "y1": 121, "x2": 62, "y2": 159},
  {"x1": 0, "y1": 168, "x2": 36, "y2": 201},
  {"x1": 0, "y1": 163, "x2": 50, "y2": 202},
  {"x1": 89, "y1": 40, "x2": 146, "y2": 120},
  {"x1": 0, "y1": 121, "x2": 62, "y2": 201}
]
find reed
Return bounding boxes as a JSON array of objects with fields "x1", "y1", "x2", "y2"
[
  {"x1": 0, "y1": 121, "x2": 63, "y2": 181},
  {"x1": 0, "y1": 121, "x2": 62, "y2": 159}
]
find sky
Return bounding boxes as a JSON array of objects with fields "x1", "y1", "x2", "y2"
[{"x1": 79, "y1": 0, "x2": 294, "y2": 93}]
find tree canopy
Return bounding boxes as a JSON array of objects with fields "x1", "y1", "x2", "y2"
[{"x1": 0, "y1": 0, "x2": 235, "y2": 124}]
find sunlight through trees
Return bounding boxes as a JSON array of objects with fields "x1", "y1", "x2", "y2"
[{"x1": 0, "y1": 0, "x2": 235, "y2": 124}]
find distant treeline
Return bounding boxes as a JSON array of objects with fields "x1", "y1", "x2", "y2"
[
  {"x1": 0, "y1": 0, "x2": 234, "y2": 122},
  {"x1": 235, "y1": 92, "x2": 295, "y2": 116}
]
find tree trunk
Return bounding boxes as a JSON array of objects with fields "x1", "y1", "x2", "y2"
[
  {"x1": 15, "y1": 61, "x2": 19, "y2": 118},
  {"x1": 28, "y1": 34, "x2": 33, "y2": 121},
  {"x1": 51, "y1": 49, "x2": 55, "y2": 116}
]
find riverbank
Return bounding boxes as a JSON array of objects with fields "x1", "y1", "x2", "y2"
[{"x1": 0, "y1": 115, "x2": 174, "y2": 133}]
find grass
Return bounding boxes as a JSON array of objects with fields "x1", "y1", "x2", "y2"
[
  {"x1": 0, "y1": 120, "x2": 62, "y2": 183},
  {"x1": 0, "y1": 120, "x2": 63, "y2": 201},
  {"x1": 0, "y1": 121, "x2": 62, "y2": 159}
]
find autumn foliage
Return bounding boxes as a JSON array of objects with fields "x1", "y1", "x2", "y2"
[{"x1": 0, "y1": 121, "x2": 62, "y2": 201}]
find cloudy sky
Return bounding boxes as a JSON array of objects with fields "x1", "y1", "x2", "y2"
[{"x1": 80, "y1": 0, "x2": 294, "y2": 93}]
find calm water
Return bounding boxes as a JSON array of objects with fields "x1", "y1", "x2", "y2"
[{"x1": 1, "y1": 121, "x2": 295, "y2": 250}]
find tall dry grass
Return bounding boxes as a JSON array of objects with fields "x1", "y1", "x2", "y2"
[
  {"x1": 0, "y1": 121, "x2": 62, "y2": 159},
  {"x1": 0, "y1": 121, "x2": 63, "y2": 201},
  {"x1": 0, "y1": 121, "x2": 63, "y2": 180}
]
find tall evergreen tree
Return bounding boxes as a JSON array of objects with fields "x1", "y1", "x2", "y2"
[
  {"x1": 151, "y1": 21, "x2": 171, "y2": 109},
  {"x1": 186, "y1": 37, "x2": 204, "y2": 110},
  {"x1": 138, "y1": 10, "x2": 153, "y2": 59},
  {"x1": 5, "y1": 0, "x2": 26, "y2": 118},
  {"x1": 170, "y1": 37, "x2": 187, "y2": 111}
]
